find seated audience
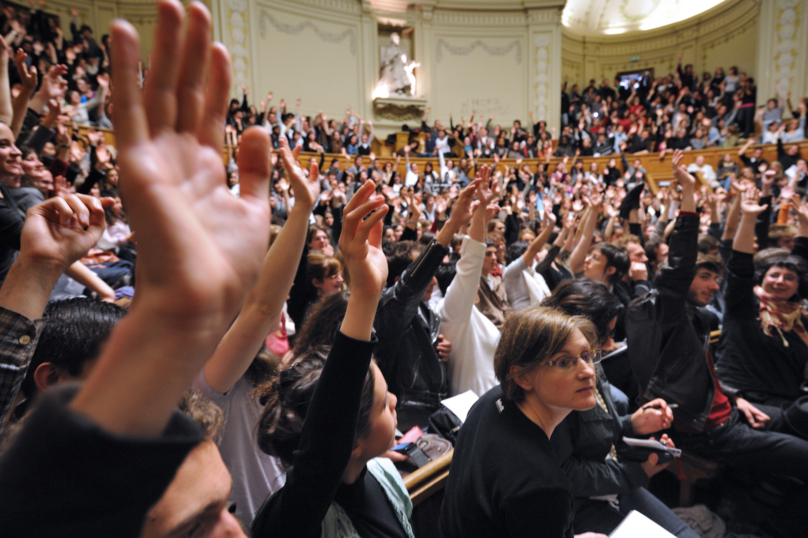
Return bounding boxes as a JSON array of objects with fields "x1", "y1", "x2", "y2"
[{"x1": 440, "y1": 306, "x2": 601, "y2": 538}]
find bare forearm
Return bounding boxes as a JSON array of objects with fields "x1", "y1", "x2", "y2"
[
  {"x1": 10, "y1": 89, "x2": 34, "y2": 137},
  {"x1": 203, "y1": 203, "x2": 311, "y2": 393},
  {"x1": 0, "y1": 54, "x2": 12, "y2": 124},
  {"x1": 733, "y1": 213, "x2": 757, "y2": 254},
  {"x1": 0, "y1": 256, "x2": 62, "y2": 321},
  {"x1": 65, "y1": 261, "x2": 116, "y2": 301},
  {"x1": 523, "y1": 222, "x2": 554, "y2": 264}
]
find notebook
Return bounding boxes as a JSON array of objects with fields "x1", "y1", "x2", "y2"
[{"x1": 610, "y1": 510, "x2": 676, "y2": 537}]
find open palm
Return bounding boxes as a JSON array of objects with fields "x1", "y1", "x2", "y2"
[{"x1": 112, "y1": 2, "x2": 270, "y2": 316}]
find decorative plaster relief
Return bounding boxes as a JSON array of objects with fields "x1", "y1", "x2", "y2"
[
  {"x1": 534, "y1": 34, "x2": 550, "y2": 121},
  {"x1": 432, "y1": 11, "x2": 527, "y2": 26},
  {"x1": 226, "y1": 0, "x2": 249, "y2": 84},
  {"x1": 259, "y1": 11, "x2": 357, "y2": 55},
  {"x1": 436, "y1": 39, "x2": 522, "y2": 64},
  {"x1": 773, "y1": 0, "x2": 800, "y2": 94}
]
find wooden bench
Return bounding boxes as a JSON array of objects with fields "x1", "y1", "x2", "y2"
[{"x1": 403, "y1": 449, "x2": 453, "y2": 538}]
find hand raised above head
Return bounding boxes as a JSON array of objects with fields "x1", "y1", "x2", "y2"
[
  {"x1": 112, "y1": 0, "x2": 270, "y2": 318},
  {"x1": 339, "y1": 181, "x2": 388, "y2": 296},
  {"x1": 22, "y1": 193, "x2": 112, "y2": 270},
  {"x1": 279, "y1": 138, "x2": 319, "y2": 210}
]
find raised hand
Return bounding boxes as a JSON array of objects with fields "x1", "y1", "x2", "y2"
[
  {"x1": 113, "y1": 0, "x2": 270, "y2": 317},
  {"x1": 446, "y1": 180, "x2": 480, "y2": 227},
  {"x1": 339, "y1": 181, "x2": 389, "y2": 297},
  {"x1": 22, "y1": 194, "x2": 111, "y2": 269},
  {"x1": 740, "y1": 188, "x2": 768, "y2": 216},
  {"x1": 761, "y1": 169, "x2": 776, "y2": 196},
  {"x1": 14, "y1": 49, "x2": 37, "y2": 93},
  {"x1": 279, "y1": 138, "x2": 319, "y2": 209},
  {"x1": 671, "y1": 149, "x2": 696, "y2": 191}
]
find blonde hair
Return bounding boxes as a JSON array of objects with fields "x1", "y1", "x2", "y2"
[{"x1": 494, "y1": 307, "x2": 598, "y2": 402}]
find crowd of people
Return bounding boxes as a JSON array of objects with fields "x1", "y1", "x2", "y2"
[{"x1": 0, "y1": 1, "x2": 808, "y2": 538}]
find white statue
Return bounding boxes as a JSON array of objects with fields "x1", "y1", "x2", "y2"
[{"x1": 379, "y1": 33, "x2": 418, "y2": 97}]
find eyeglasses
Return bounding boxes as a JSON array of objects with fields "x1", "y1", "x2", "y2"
[{"x1": 544, "y1": 350, "x2": 603, "y2": 371}]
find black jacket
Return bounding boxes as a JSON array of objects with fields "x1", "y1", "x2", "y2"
[
  {"x1": 625, "y1": 214, "x2": 736, "y2": 432},
  {"x1": 374, "y1": 240, "x2": 448, "y2": 430},
  {"x1": 552, "y1": 367, "x2": 648, "y2": 500}
]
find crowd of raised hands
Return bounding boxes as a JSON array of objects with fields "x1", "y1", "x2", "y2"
[{"x1": 3, "y1": 2, "x2": 808, "y2": 538}]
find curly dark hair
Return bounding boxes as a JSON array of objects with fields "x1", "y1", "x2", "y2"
[{"x1": 255, "y1": 347, "x2": 376, "y2": 467}]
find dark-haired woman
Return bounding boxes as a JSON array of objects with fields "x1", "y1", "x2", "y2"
[
  {"x1": 716, "y1": 191, "x2": 808, "y2": 410},
  {"x1": 543, "y1": 280, "x2": 697, "y2": 538},
  {"x1": 252, "y1": 181, "x2": 413, "y2": 538}
]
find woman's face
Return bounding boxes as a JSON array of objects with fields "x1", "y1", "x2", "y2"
[
  {"x1": 0, "y1": 124, "x2": 22, "y2": 185},
  {"x1": 324, "y1": 213, "x2": 334, "y2": 227},
  {"x1": 110, "y1": 196, "x2": 124, "y2": 216},
  {"x1": 314, "y1": 270, "x2": 344, "y2": 296},
  {"x1": 583, "y1": 248, "x2": 612, "y2": 283},
  {"x1": 309, "y1": 230, "x2": 329, "y2": 252},
  {"x1": 762, "y1": 265, "x2": 800, "y2": 300},
  {"x1": 525, "y1": 328, "x2": 597, "y2": 412},
  {"x1": 22, "y1": 151, "x2": 45, "y2": 180},
  {"x1": 356, "y1": 363, "x2": 398, "y2": 460},
  {"x1": 383, "y1": 227, "x2": 395, "y2": 242}
]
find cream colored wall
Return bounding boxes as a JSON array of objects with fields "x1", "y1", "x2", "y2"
[
  {"x1": 210, "y1": 0, "x2": 564, "y2": 138},
  {"x1": 561, "y1": 0, "x2": 758, "y2": 91}
]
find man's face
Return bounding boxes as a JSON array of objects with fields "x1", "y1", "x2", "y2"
[
  {"x1": 482, "y1": 247, "x2": 498, "y2": 275},
  {"x1": 686, "y1": 268, "x2": 720, "y2": 307},
  {"x1": 422, "y1": 276, "x2": 438, "y2": 302},
  {"x1": 141, "y1": 441, "x2": 244, "y2": 538},
  {"x1": 625, "y1": 241, "x2": 647, "y2": 264}
]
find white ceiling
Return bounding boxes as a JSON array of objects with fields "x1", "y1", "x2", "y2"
[{"x1": 561, "y1": 0, "x2": 728, "y2": 36}]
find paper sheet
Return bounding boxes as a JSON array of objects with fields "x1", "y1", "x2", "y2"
[
  {"x1": 610, "y1": 510, "x2": 676, "y2": 538},
  {"x1": 440, "y1": 390, "x2": 479, "y2": 423}
]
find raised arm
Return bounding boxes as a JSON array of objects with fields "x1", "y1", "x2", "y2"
[
  {"x1": 522, "y1": 208, "x2": 556, "y2": 266},
  {"x1": 70, "y1": 4, "x2": 272, "y2": 438},
  {"x1": 254, "y1": 180, "x2": 388, "y2": 538},
  {"x1": 202, "y1": 139, "x2": 320, "y2": 394},
  {"x1": 733, "y1": 188, "x2": 768, "y2": 255},
  {"x1": 438, "y1": 166, "x2": 495, "y2": 322},
  {"x1": 0, "y1": 36, "x2": 13, "y2": 125},
  {"x1": 0, "y1": 194, "x2": 109, "y2": 423},
  {"x1": 569, "y1": 193, "x2": 603, "y2": 274},
  {"x1": 10, "y1": 49, "x2": 38, "y2": 138}
]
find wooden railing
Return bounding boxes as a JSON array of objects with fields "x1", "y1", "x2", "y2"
[{"x1": 80, "y1": 125, "x2": 808, "y2": 194}]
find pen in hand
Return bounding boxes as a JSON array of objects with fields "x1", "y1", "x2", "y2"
[{"x1": 642, "y1": 402, "x2": 679, "y2": 411}]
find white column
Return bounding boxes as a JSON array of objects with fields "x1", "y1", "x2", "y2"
[
  {"x1": 756, "y1": 0, "x2": 808, "y2": 106},
  {"x1": 528, "y1": 6, "x2": 564, "y2": 133}
]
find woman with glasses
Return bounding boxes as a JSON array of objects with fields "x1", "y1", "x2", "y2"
[
  {"x1": 544, "y1": 280, "x2": 697, "y2": 538},
  {"x1": 440, "y1": 307, "x2": 607, "y2": 538}
]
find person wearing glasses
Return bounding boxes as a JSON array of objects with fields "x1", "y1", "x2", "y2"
[
  {"x1": 440, "y1": 306, "x2": 609, "y2": 538},
  {"x1": 544, "y1": 280, "x2": 697, "y2": 538}
]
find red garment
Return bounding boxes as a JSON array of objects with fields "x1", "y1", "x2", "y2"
[{"x1": 675, "y1": 348, "x2": 732, "y2": 433}]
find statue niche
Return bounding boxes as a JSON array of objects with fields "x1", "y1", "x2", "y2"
[{"x1": 377, "y1": 32, "x2": 419, "y2": 98}]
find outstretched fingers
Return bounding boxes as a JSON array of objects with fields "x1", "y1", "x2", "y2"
[
  {"x1": 236, "y1": 127, "x2": 271, "y2": 203},
  {"x1": 198, "y1": 42, "x2": 231, "y2": 149},
  {"x1": 109, "y1": 21, "x2": 148, "y2": 151},
  {"x1": 175, "y1": 1, "x2": 212, "y2": 135},
  {"x1": 143, "y1": 0, "x2": 184, "y2": 136}
]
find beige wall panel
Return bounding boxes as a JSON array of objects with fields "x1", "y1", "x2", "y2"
[
  {"x1": 430, "y1": 35, "x2": 527, "y2": 127},
  {"x1": 252, "y1": 4, "x2": 363, "y2": 119}
]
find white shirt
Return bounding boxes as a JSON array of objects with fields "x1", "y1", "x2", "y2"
[
  {"x1": 436, "y1": 237, "x2": 501, "y2": 396},
  {"x1": 686, "y1": 163, "x2": 716, "y2": 182}
]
